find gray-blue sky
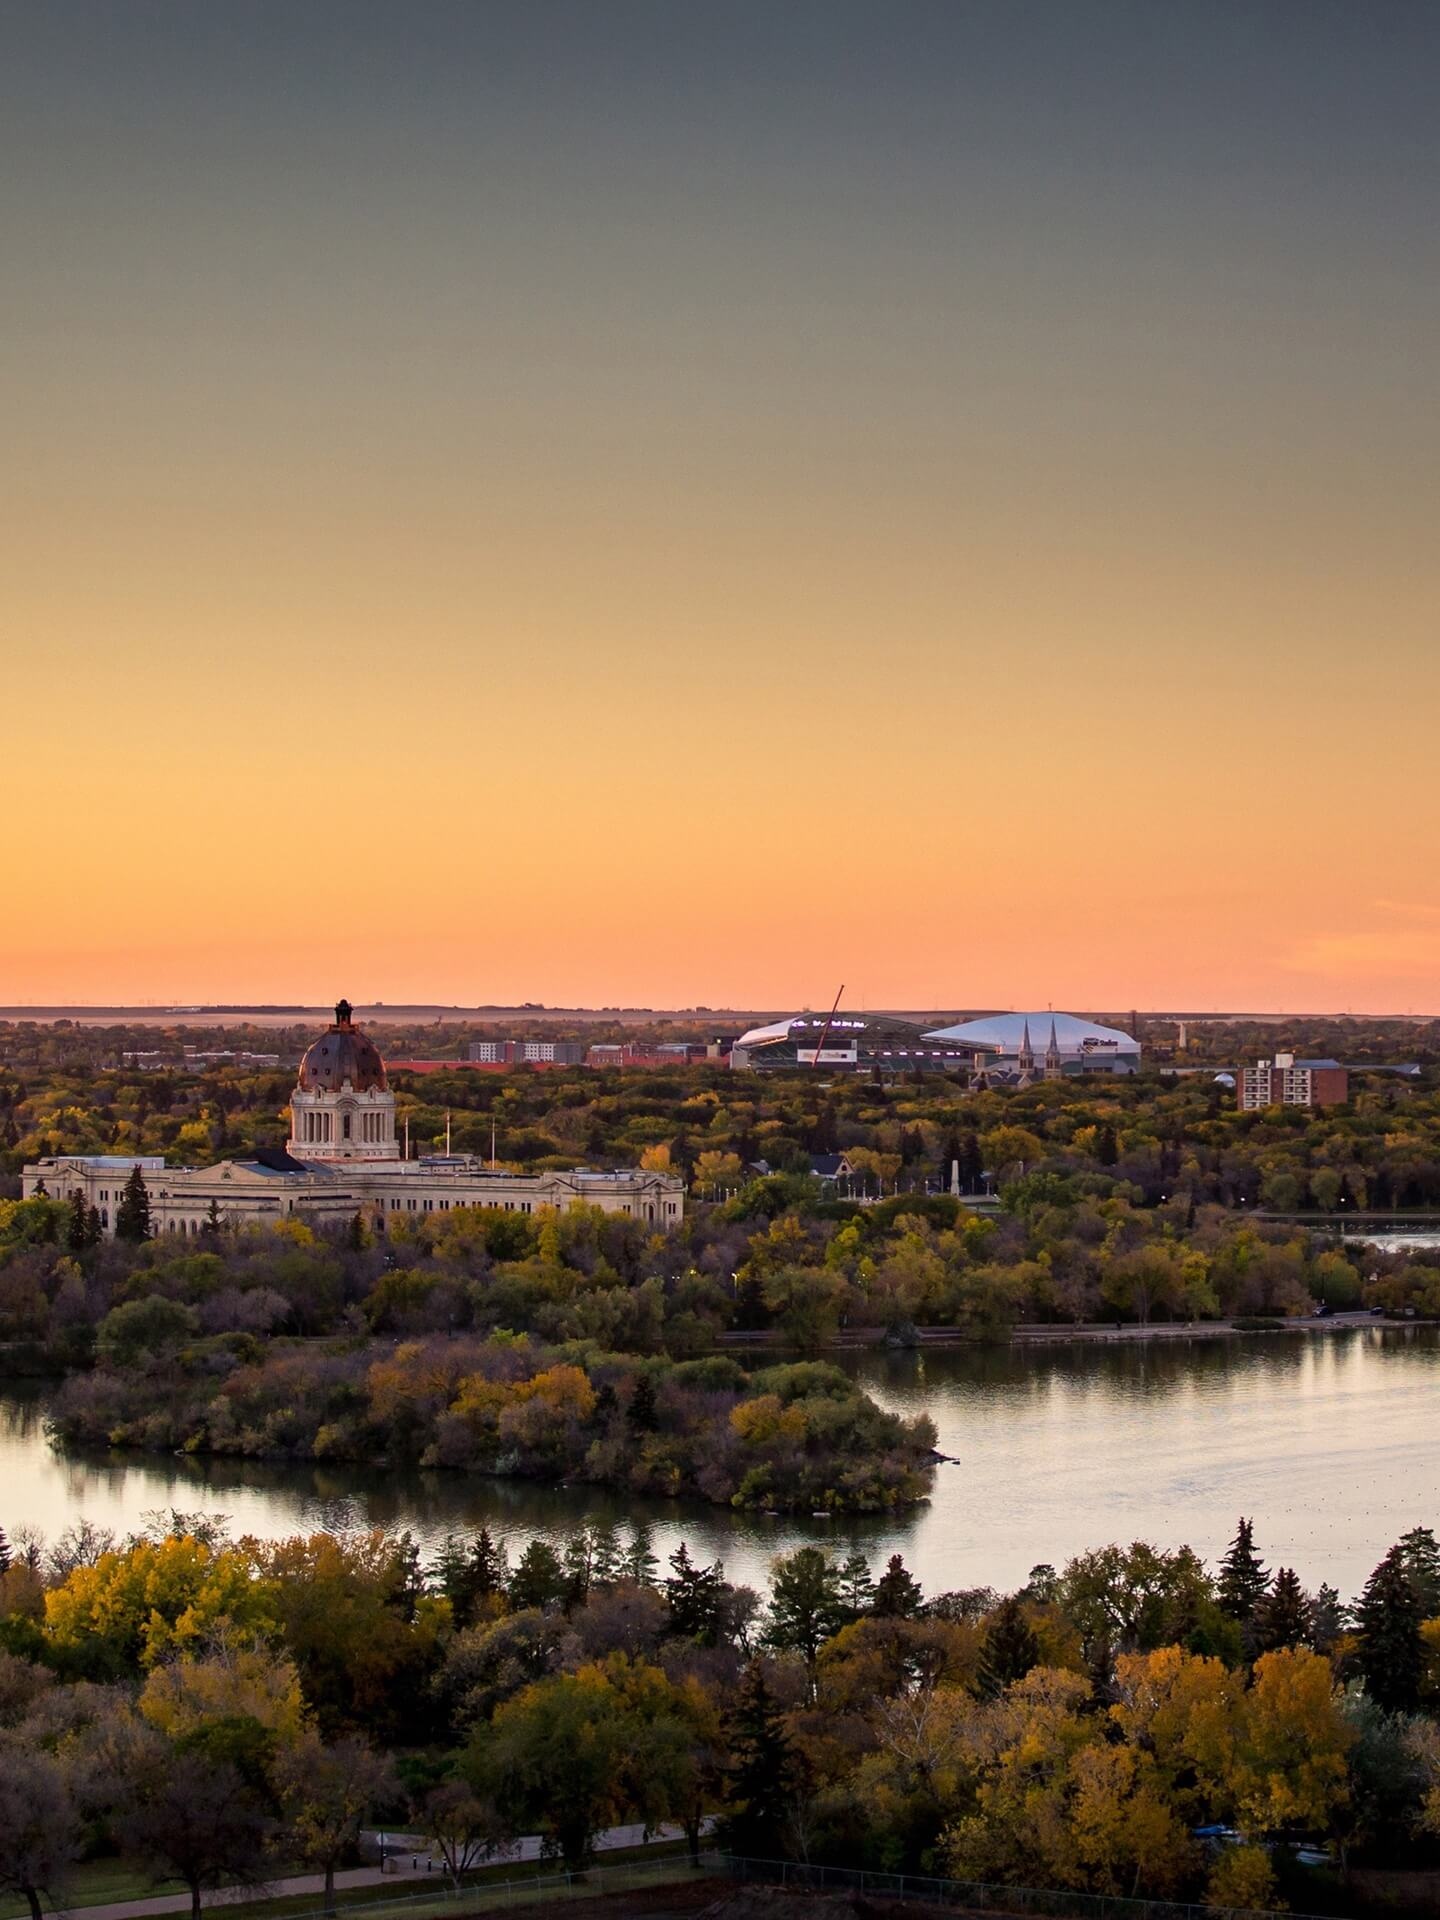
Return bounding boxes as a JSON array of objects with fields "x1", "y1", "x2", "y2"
[{"x1": 4, "y1": 2, "x2": 1439, "y2": 1007}]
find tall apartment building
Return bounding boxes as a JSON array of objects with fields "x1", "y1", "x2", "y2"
[{"x1": 1238, "y1": 1053, "x2": 1348, "y2": 1112}]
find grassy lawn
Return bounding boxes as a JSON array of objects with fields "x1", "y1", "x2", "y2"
[
  {"x1": 0, "y1": 1859, "x2": 176, "y2": 1919},
  {"x1": 212, "y1": 1846, "x2": 700, "y2": 1920},
  {"x1": 10, "y1": 1843, "x2": 700, "y2": 1920},
  {"x1": 290, "y1": 1859, "x2": 713, "y2": 1919}
]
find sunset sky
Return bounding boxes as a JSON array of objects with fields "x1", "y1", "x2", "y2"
[{"x1": 4, "y1": 2, "x2": 1439, "y2": 1011}]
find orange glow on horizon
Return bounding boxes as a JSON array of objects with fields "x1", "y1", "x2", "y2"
[{"x1": 5, "y1": 6, "x2": 1438, "y2": 1015}]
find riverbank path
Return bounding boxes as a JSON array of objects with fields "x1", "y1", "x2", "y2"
[{"x1": 48, "y1": 1824, "x2": 694, "y2": 1920}]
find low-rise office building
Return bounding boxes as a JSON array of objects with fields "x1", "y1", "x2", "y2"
[{"x1": 468, "y1": 1039, "x2": 587, "y2": 1064}]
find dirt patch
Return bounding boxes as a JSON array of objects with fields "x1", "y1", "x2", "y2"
[
  {"x1": 696, "y1": 1890, "x2": 1008, "y2": 1919},
  {"x1": 510, "y1": 1876, "x2": 730, "y2": 1920}
]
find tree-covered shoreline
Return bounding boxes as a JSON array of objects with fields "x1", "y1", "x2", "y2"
[
  {"x1": 48, "y1": 1337, "x2": 937, "y2": 1515},
  {"x1": 3, "y1": 1508, "x2": 1440, "y2": 1914}
]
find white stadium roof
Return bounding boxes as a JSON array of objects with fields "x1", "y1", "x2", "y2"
[{"x1": 921, "y1": 1012, "x2": 1140, "y2": 1054}]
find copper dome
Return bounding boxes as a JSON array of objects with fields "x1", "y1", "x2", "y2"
[{"x1": 297, "y1": 999, "x2": 388, "y2": 1094}]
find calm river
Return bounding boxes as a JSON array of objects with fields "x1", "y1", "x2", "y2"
[{"x1": 4, "y1": 1328, "x2": 1440, "y2": 1602}]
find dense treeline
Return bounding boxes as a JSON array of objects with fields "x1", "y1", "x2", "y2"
[
  {"x1": 6, "y1": 1180, "x2": 1440, "y2": 1511},
  {"x1": 4, "y1": 1175, "x2": 1439, "y2": 1380},
  {"x1": 2, "y1": 1511, "x2": 1440, "y2": 1915},
  {"x1": 9, "y1": 1034, "x2": 1440, "y2": 1518},
  {"x1": 7, "y1": 1018, "x2": 1440, "y2": 1214}
]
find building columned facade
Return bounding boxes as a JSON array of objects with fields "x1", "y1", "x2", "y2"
[
  {"x1": 288, "y1": 999, "x2": 399, "y2": 1160},
  {"x1": 22, "y1": 999, "x2": 684, "y2": 1237}
]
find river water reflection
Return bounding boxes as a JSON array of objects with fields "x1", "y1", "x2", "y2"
[{"x1": 4, "y1": 1326, "x2": 1439, "y2": 1600}]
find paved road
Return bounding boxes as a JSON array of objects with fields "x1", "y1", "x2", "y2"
[{"x1": 60, "y1": 1824, "x2": 696, "y2": 1920}]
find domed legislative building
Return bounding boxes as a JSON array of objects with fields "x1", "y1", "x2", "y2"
[{"x1": 23, "y1": 1000, "x2": 685, "y2": 1238}]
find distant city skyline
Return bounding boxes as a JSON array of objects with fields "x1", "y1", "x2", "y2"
[{"x1": 5, "y1": 3, "x2": 1438, "y2": 1010}]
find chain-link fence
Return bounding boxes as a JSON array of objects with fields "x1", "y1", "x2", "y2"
[{"x1": 717, "y1": 1852, "x2": 1332, "y2": 1920}]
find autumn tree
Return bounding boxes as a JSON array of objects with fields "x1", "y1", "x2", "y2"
[
  {"x1": 1229, "y1": 1647, "x2": 1352, "y2": 1840},
  {"x1": 44, "y1": 1537, "x2": 271, "y2": 1679},
  {"x1": 0, "y1": 1742, "x2": 79, "y2": 1920},
  {"x1": 115, "y1": 1734, "x2": 272, "y2": 1920},
  {"x1": 274, "y1": 1734, "x2": 396, "y2": 1911},
  {"x1": 138, "y1": 1642, "x2": 306, "y2": 1753},
  {"x1": 472, "y1": 1664, "x2": 631, "y2": 1869},
  {"x1": 247, "y1": 1532, "x2": 442, "y2": 1742},
  {"x1": 420, "y1": 1781, "x2": 505, "y2": 1883}
]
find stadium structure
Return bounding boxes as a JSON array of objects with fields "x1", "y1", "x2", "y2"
[
  {"x1": 729, "y1": 1012, "x2": 973, "y2": 1073},
  {"x1": 923, "y1": 1012, "x2": 1141, "y2": 1078}
]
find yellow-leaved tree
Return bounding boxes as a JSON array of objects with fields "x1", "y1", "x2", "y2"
[
  {"x1": 139, "y1": 1640, "x2": 308, "y2": 1746},
  {"x1": 1110, "y1": 1646, "x2": 1241, "y2": 1822},
  {"x1": 45, "y1": 1537, "x2": 273, "y2": 1677},
  {"x1": 1230, "y1": 1647, "x2": 1352, "y2": 1838}
]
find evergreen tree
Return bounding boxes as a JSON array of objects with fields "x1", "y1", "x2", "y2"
[
  {"x1": 431, "y1": 1530, "x2": 507, "y2": 1628},
  {"x1": 508, "y1": 1539, "x2": 567, "y2": 1612},
  {"x1": 386, "y1": 1532, "x2": 425, "y2": 1620},
  {"x1": 767, "y1": 1547, "x2": 847, "y2": 1672},
  {"x1": 665, "y1": 1543, "x2": 727, "y2": 1643},
  {"x1": 561, "y1": 1530, "x2": 596, "y2": 1607},
  {"x1": 592, "y1": 1380, "x2": 619, "y2": 1423},
  {"x1": 86, "y1": 1205, "x2": 103, "y2": 1245},
  {"x1": 1252, "y1": 1566, "x2": 1313, "y2": 1653},
  {"x1": 1395, "y1": 1527, "x2": 1440, "y2": 1617},
  {"x1": 977, "y1": 1595, "x2": 1041, "y2": 1698},
  {"x1": 468, "y1": 1526, "x2": 508, "y2": 1602},
  {"x1": 114, "y1": 1165, "x2": 151, "y2": 1243},
  {"x1": 1355, "y1": 1546, "x2": 1425, "y2": 1713},
  {"x1": 65, "y1": 1190, "x2": 92, "y2": 1253},
  {"x1": 429, "y1": 1534, "x2": 479, "y2": 1626},
  {"x1": 627, "y1": 1374, "x2": 659, "y2": 1432},
  {"x1": 733, "y1": 1270, "x2": 770, "y2": 1331},
  {"x1": 589, "y1": 1522, "x2": 624, "y2": 1587},
  {"x1": 836, "y1": 1551, "x2": 876, "y2": 1620},
  {"x1": 1095, "y1": 1123, "x2": 1119, "y2": 1167},
  {"x1": 621, "y1": 1527, "x2": 659, "y2": 1586},
  {"x1": 721, "y1": 1660, "x2": 804, "y2": 1858},
  {"x1": 873, "y1": 1553, "x2": 924, "y2": 1619},
  {"x1": 1310, "y1": 1583, "x2": 1347, "y2": 1653},
  {"x1": 958, "y1": 1132, "x2": 984, "y2": 1189},
  {"x1": 1217, "y1": 1517, "x2": 1269, "y2": 1622}
]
